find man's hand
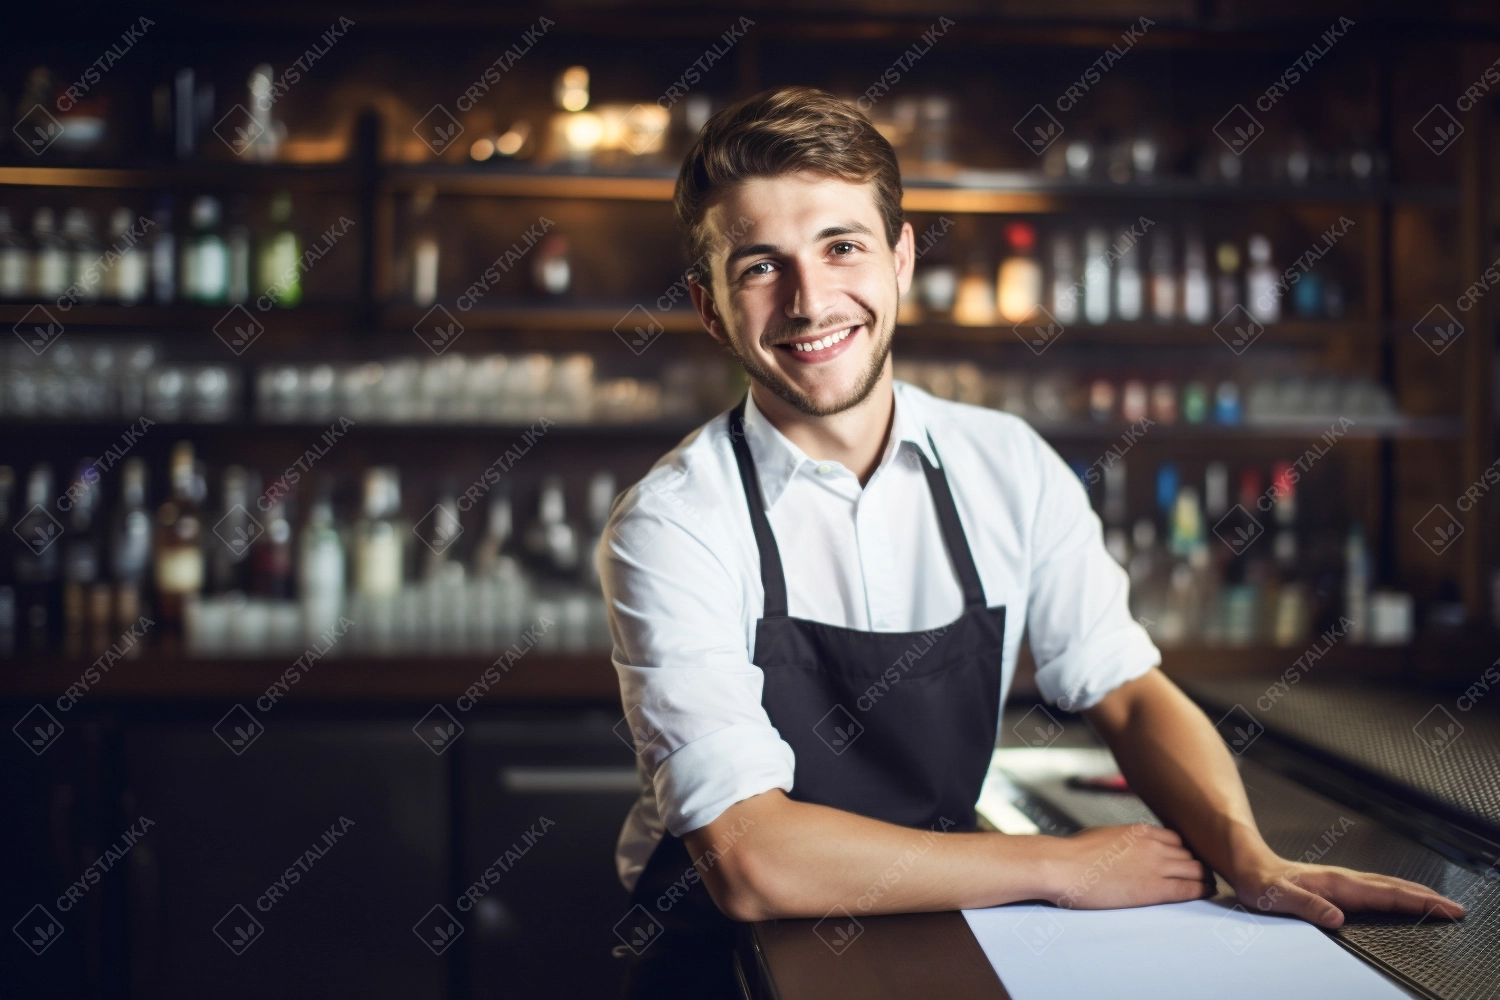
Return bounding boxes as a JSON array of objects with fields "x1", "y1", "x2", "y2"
[
  {"x1": 1227, "y1": 856, "x2": 1467, "y2": 929},
  {"x1": 1052, "y1": 824, "x2": 1213, "y2": 910},
  {"x1": 1087, "y1": 669, "x2": 1469, "y2": 929}
]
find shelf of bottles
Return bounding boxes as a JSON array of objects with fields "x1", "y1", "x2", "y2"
[{"x1": 0, "y1": 440, "x2": 631, "y2": 660}]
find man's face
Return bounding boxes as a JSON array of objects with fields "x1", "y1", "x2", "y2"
[{"x1": 690, "y1": 171, "x2": 914, "y2": 416}]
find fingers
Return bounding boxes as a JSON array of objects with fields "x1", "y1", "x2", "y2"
[
  {"x1": 1264, "y1": 879, "x2": 1344, "y2": 929},
  {"x1": 1162, "y1": 859, "x2": 1209, "y2": 881},
  {"x1": 1308, "y1": 871, "x2": 1466, "y2": 919}
]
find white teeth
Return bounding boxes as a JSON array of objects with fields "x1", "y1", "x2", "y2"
[{"x1": 792, "y1": 326, "x2": 855, "y2": 352}]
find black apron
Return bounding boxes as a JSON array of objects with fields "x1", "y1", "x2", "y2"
[{"x1": 620, "y1": 395, "x2": 1005, "y2": 999}]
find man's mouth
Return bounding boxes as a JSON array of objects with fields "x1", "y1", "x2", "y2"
[{"x1": 772, "y1": 324, "x2": 862, "y2": 363}]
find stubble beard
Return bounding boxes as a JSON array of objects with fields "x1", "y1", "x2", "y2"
[{"x1": 723, "y1": 294, "x2": 895, "y2": 418}]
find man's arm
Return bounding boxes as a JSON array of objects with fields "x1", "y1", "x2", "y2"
[
  {"x1": 684, "y1": 790, "x2": 1210, "y2": 922},
  {"x1": 1083, "y1": 667, "x2": 1467, "y2": 927}
]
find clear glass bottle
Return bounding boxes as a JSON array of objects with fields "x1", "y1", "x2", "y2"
[
  {"x1": 208, "y1": 465, "x2": 254, "y2": 593},
  {"x1": 111, "y1": 457, "x2": 152, "y2": 628},
  {"x1": 154, "y1": 442, "x2": 206, "y2": 635},
  {"x1": 107, "y1": 207, "x2": 149, "y2": 304},
  {"x1": 189, "y1": 195, "x2": 229, "y2": 304},
  {"x1": 1114, "y1": 236, "x2": 1143, "y2": 321},
  {"x1": 1082, "y1": 227, "x2": 1110, "y2": 324},
  {"x1": 354, "y1": 467, "x2": 403, "y2": 596},
  {"x1": 1246, "y1": 234, "x2": 1279, "y2": 324},
  {"x1": 1182, "y1": 233, "x2": 1211, "y2": 324},
  {"x1": 524, "y1": 476, "x2": 579, "y2": 576},
  {"x1": 32, "y1": 208, "x2": 70, "y2": 299},
  {"x1": 1049, "y1": 231, "x2": 1079, "y2": 324},
  {"x1": 15, "y1": 464, "x2": 62, "y2": 651},
  {"x1": 62, "y1": 457, "x2": 105, "y2": 653},
  {"x1": 299, "y1": 490, "x2": 346, "y2": 642}
]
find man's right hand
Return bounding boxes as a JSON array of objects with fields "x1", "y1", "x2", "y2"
[{"x1": 1048, "y1": 824, "x2": 1213, "y2": 910}]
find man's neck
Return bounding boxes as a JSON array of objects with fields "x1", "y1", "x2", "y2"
[{"x1": 750, "y1": 369, "x2": 895, "y2": 487}]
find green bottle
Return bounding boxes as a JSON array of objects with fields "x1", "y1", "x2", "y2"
[{"x1": 257, "y1": 190, "x2": 301, "y2": 308}]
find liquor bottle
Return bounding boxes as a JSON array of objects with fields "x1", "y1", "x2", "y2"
[
  {"x1": 1268, "y1": 461, "x2": 1308, "y2": 646},
  {"x1": 474, "y1": 486, "x2": 531, "y2": 641},
  {"x1": 258, "y1": 191, "x2": 301, "y2": 307},
  {"x1": 15, "y1": 464, "x2": 62, "y2": 651},
  {"x1": 1049, "y1": 231, "x2": 1079, "y2": 324},
  {"x1": 62, "y1": 208, "x2": 101, "y2": 302},
  {"x1": 952, "y1": 250, "x2": 997, "y2": 326},
  {"x1": 1214, "y1": 242, "x2": 1241, "y2": 317},
  {"x1": 299, "y1": 490, "x2": 345, "y2": 642},
  {"x1": 996, "y1": 222, "x2": 1041, "y2": 323},
  {"x1": 207, "y1": 466, "x2": 254, "y2": 593},
  {"x1": 1182, "y1": 233, "x2": 1211, "y2": 324},
  {"x1": 227, "y1": 195, "x2": 251, "y2": 304},
  {"x1": 107, "y1": 207, "x2": 149, "y2": 304},
  {"x1": 154, "y1": 442, "x2": 206, "y2": 635},
  {"x1": 61, "y1": 458, "x2": 104, "y2": 653},
  {"x1": 1245, "y1": 235, "x2": 1279, "y2": 324},
  {"x1": 1148, "y1": 228, "x2": 1176, "y2": 322},
  {"x1": 0, "y1": 209, "x2": 28, "y2": 300},
  {"x1": 151, "y1": 196, "x2": 176, "y2": 305},
  {"x1": 1082, "y1": 227, "x2": 1110, "y2": 324},
  {"x1": 188, "y1": 195, "x2": 228, "y2": 304},
  {"x1": 1114, "y1": 235, "x2": 1143, "y2": 321},
  {"x1": 111, "y1": 457, "x2": 153, "y2": 628},
  {"x1": 252, "y1": 496, "x2": 295, "y2": 599},
  {"x1": 353, "y1": 467, "x2": 403, "y2": 596},
  {"x1": 32, "y1": 208, "x2": 69, "y2": 299},
  {"x1": 533, "y1": 234, "x2": 571, "y2": 296},
  {"x1": 1215, "y1": 381, "x2": 1242, "y2": 424},
  {"x1": 524, "y1": 476, "x2": 580, "y2": 576}
]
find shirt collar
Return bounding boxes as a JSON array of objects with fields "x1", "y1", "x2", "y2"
[{"x1": 738, "y1": 380, "x2": 941, "y2": 509}]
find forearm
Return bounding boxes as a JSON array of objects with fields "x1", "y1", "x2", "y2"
[
  {"x1": 685, "y1": 789, "x2": 1063, "y2": 921},
  {"x1": 1086, "y1": 670, "x2": 1272, "y2": 878}
]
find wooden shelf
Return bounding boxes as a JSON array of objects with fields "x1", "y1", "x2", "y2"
[
  {"x1": 0, "y1": 651, "x2": 619, "y2": 704},
  {"x1": 0, "y1": 301, "x2": 367, "y2": 330},
  {"x1": 0, "y1": 163, "x2": 360, "y2": 190},
  {"x1": 386, "y1": 300, "x2": 703, "y2": 334},
  {"x1": 898, "y1": 318, "x2": 1376, "y2": 345}
]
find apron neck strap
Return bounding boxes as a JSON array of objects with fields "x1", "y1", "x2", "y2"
[
  {"x1": 727, "y1": 394, "x2": 989, "y2": 618},
  {"x1": 916, "y1": 432, "x2": 988, "y2": 610},
  {"x1": 728, "y1": 396, "x2": 789, "y2": 617}
]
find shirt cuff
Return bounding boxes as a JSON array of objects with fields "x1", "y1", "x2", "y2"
[
  {"x1": 652, "y1": 723, "x2": 796, "y2": 837},
  {"x1": 1033, "y1": 623, "x2": 1162, "y2": 712}
]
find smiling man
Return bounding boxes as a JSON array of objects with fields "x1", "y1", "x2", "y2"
[{"x1": 598, "y1": 86, "x2": 1463, "y2": 999}]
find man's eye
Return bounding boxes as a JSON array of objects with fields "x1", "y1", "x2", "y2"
[
  {"x1": 830, "y1": 241, "x2": 858, "y2": 255},
  {"x1": 744, "y1": 261, "x2": 774, "y2": 277}
]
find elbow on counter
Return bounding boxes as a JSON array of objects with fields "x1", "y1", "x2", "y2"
[{"x1": 696, "y1": 839, "x2": 786, "y2": 923}]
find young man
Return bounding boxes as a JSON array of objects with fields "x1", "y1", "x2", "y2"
[{"x1": 599, "y1": 86, "x2": 1463, "y2": 997}]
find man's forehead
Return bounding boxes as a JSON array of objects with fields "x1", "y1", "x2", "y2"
[{"x1": 703, "y1": 172, "x2": 882, "y2": 249}]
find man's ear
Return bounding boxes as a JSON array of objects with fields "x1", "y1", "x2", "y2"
[
  {"x1": 893, "y1": 220, "x2": 916, "y2": 300},
  {"x1": 688, "y1": 273, "x2": 729, "y2": 346}
]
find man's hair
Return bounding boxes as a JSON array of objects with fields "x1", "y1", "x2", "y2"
[{"x1": 673, "y1": 86, "x2": 904, "y2": 289}]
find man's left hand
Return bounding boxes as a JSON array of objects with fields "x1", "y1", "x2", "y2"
[{"x1": 1229, "y1": 857, "x2": 1467, "y2": 928}]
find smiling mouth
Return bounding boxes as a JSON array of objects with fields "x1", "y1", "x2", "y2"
[{"x1": 772, "y1": 323, "x2": 862, "y2": 362}]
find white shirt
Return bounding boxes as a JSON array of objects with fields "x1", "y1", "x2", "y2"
[{"x1": 598, "y1": 380, "x2": 1160, "y2": 891}]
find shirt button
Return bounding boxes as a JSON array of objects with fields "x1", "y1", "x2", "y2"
[{"x1": 816, "y1": 463, "x2": 832, "y2": 475}]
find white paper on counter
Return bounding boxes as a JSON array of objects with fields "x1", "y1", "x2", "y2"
[{"x1": 961, "y1": 898, "x2": 1409, "y2": 1000}]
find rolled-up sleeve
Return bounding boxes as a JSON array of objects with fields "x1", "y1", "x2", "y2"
[
  {"x1": 1022, "y1": 428, "x2": 1161, "y2": 711},
  {"x1": 601, "y1": 480, "x2": 795, "y2": 837}
]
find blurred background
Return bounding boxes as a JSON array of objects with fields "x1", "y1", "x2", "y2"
[{"x1": 1, "y1": 1, "x2": 1498, "y2": 997}]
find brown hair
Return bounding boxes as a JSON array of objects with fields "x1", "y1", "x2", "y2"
[{"x1": 673, "y1": 86, "x2": 904, "y2": 289}]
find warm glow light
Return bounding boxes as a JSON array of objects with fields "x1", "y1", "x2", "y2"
[
  {"x1": 557, "y1": 65, "x2": 590, "y2": 111},
  {"x1": 563, "y1": 112, "x2": 604, "y2": 152},
  {"x1": 495, "y1": 127, "x2": 526, "y2": 156},
  {"x1": 469, "y1": 137, "x2": 495, "y2": 161}
]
